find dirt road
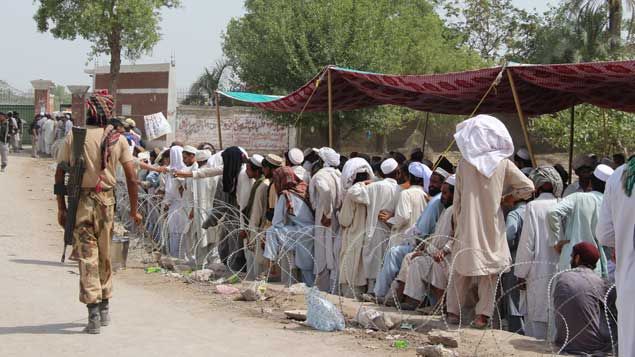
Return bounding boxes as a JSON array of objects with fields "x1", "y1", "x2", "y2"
[{"x1": 0, "y1": 155, "x2": 405, "y2": 357}]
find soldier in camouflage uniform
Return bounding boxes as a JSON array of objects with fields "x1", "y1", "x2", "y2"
[{"x1": 55, "y1": 94, "x2": 142, "y2": 334}]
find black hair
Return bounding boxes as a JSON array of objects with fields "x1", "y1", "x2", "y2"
[
  {"x1": 613, "y1": 153, "x2": 626, "y2": 167},
  {"x1": 409, "y1": 173, "x2": 424, "y2": 187},
  {"x1": 393, "y1": 152, "x2": 407, "y2": 165},
  {"x1": 410, "y1": 150, "x2": 423, "y2": 163},
  {"x1": 354, "y1": 172, "x2": 369, "y2": 184},
  {"x1": 248, "y1": 161, "x2": 263, "y2": 173},
  {"x1": 591, "y1": 175, "x2": 606, "y2": 193},
  {"x1": 553, "y1": 164, "x2": 569, "y2": 186},
  {"x1": 514, "y1": 154, "x2": 532, "y2": 168},
  {"x1": 262, "y1": 159, "x2": 278, "y2": 170}
]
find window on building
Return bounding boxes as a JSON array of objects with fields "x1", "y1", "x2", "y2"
[{"x1": 121, "y1": 104, "x2": 132, "y2": 116}]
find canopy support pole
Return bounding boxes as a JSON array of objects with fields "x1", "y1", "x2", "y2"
[
  {"x1": 215, "y1": 92, "x2": 223, "y2": 149},
  {"x1": 507, "y1": 69, "x2": 537, "y2": 167},
  {"x1": 327, "y1": 68, "x2": 333, "y2": 148},
  {"x1": 568, "y1": 106, "x2": 575, "y2": 185},
  {"x1": 422, "y1": 112, "x2": 430, "y2": 157}
]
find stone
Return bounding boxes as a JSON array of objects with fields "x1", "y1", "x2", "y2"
[
  {"x1": 159, "y1": 256, "x2": 175, "y2": 270},
  {"x1": 284, "y1": 310, "x2": 307, "y2": 321},
  {"x1": 427, "y1": 330, "x2": 459, "y2": 348},
  {"x1": 190, "y1": 269, "x2": 214, "y2": 282},
  {"x1": 416, "y1": 345, "x2": 458, "y2": 357}
]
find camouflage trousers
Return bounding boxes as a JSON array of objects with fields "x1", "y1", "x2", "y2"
[{"x1": 73, "y1": 190, "x2": 115, "y2": 305}]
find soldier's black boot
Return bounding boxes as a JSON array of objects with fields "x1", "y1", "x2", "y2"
[
  {"x1": 99, "y1": 299, "x2": 110, "y2": 326},
  {"x1": 85, "y1": 304, "x2": 101, "y2": 334}
]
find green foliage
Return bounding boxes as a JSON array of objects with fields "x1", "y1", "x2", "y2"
[
  {"x1": 52, "y1": 85, "x2": 71, "y2": 110},
  {"x1": 222, "y1": 0, "x2": 483, "y2": 137},
  {"x1": 34, "y1": 0, "x2": 180, "y2": 61},
  {"x1": 441, "y1": 0, "x2": 543, "y2": 63},
  {"x1": 531, "y1": 105, "x2": 635, "y2": 156}
]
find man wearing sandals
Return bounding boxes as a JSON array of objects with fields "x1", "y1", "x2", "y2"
[{"x1": 445, "y1": 115, "x2": 534, "y2": 329}]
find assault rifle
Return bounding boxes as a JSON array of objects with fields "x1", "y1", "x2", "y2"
[{"x1": 61, "y1": 127, "x2": 87, "y2": 262}]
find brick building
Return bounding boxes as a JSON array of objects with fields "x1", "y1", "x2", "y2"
[{"x1": 85, "y1": 63, "x2": 177, "y2": 145}]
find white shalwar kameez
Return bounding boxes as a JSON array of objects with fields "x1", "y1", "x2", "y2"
[
  {"x1": 163, "y1": 147, "x2": 188, "y2": 257},
  {"x1": 309, "y1": 166, "x2": 342, "y2": 292},
  {"x1": 42, "y1": 118, "x2": 56, "y2": 155},
  {"x1": 596, "y1": 164, "x2": 635, "y2": 357},
  {"x1": 514, "y1": 192, "x2": 561, "y2": 339},
  {"x1": 387, "y1": 185, "x2": 428, "y2": 247},
  {"x1": 350, "y1": 178, "x2": 401, "y2": 286}
]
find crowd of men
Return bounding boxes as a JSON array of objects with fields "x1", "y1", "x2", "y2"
[
  {"x1": 44, "y1": 92, "x2": 633, "y2": 353},
  {"x1": 107, "y1": 113, "x2": 633, "y2": 355}
]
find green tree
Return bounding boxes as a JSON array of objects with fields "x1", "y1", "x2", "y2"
[
  {"x1": 440, "y1": 0, "x2": 542, "y2": 62},
  {"x1": 222, "y1": 0, "x2": 483, "y2": 147},
  {"x1": 186, "y1": 59, "x2": 230, "y2": 106},
  {"x1": 34, "y1": 0, "x2": 181, "y2": 113},
  {"x1": 570, "y1": 0, "x2": 635, "y2": 51}
]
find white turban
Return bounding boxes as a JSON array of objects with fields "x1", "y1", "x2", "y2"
[
  {"x1": 454, "y1": 114, "x2": 514, "y2": 178},
  {"x1": 341, "y1": 157, "x2": 374, "y2": 191},
  {"x1": 318, "y1": 147, "x2": 340, "y2": 167},
  {"x1": 446, "y1": 174, "x2": 456, "y2": 186},
  {"x1": 169, "y1": 146, "x2": 185, "y2": 170},
  {"x1": 288, "y1": 148, "x2": 304, "y2": 165},
  {"x1": 516, "y1": 148, "x2": 530, "y2": 161},
  {"x1": 380, "y1": 158, "x2": 398, "y2": 175},
  {"x1": 408, "y1": 162, "x2": 432, "y2": 193}
]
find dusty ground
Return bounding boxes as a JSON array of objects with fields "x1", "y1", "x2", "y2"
[{"x1": 0, "y1": 153, "x2": 558, "y2": 356}]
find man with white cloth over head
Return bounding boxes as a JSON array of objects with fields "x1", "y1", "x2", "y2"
[
  {"x1": 446, "y1": 114, "x2": 534, "y2": 329},
  {"x1": 596, "y1": 155, "x2": 635, "y2": 357},
  {"x1": 338, "y1": 157, "x2": 374, "y2": 296},
  {"x1": 162, "y1": 146, "x2": 189, "y2": 257},
  {"x1": 309, "y1": 147, "x2": 343, "y2": 292},
  {"x1": 514, "y1": 166, "x2": 564, "y2": 339},
  {"x1": 188, "y1": 149, "x2": 216, "y2": 265}
]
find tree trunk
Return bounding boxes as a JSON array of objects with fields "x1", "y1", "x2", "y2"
[
  {"x1": 608, "y1": 0, "x2": 622, "y2": 52},
  {"x1": 109, "y1": 42, "x2": 121, "y2": 116}
]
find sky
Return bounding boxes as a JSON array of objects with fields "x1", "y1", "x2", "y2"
[{"x1": 0, "y1": 0, "x2": 551, "y2": 91}]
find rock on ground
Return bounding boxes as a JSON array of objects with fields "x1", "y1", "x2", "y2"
[
  {"x1": 427, "y1": 330, "x2": 459, "y2": 348},
  {"x1": 416, "y1": 344, "x2": 458, "y2": 357}
]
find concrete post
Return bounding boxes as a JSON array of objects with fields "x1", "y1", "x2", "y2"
[
  {"x1": 30, "y1": 79, "x2": 55, "y2": 115},
  {"x1": 67, "y1": 85, "x2": 90, "y2": 127}
]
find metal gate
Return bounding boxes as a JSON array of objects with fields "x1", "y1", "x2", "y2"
[{"x1": 0, "y1": 104, "x2": 35, "y2": 145}]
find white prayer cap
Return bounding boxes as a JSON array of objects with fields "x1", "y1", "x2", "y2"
[
  {"x1": 288, "y1": 148, "x2": 304, "y2": 165},
  {"x1": 183, "y1": 145, "x2": 198, "y2": 155},
  {"x1": 318, "y1": 147, "x2": 340, "y2": 167},
  {"x1": 250, "y1": 154, "x2": 264, "y2": 168},
  {"x1": 516, "y1": 148, "x2": 530, "y2": 161},
  {"x1": 593, "y1": 164, "x2": 614, "y2": 182},
  {"x1": 446, "y1": 174, "x2": 456, "y2": 186},
  {"x1": 137, "y1": 151, "x2": 150, "y2": 161},
  {"x1": 40, "y1": 112, "x2": 45, "y2": 116},
  {"x1": 434, "y1": 167, "x2": 450, "y2": 179},
  {"x1": 195, "y1": 149, "x2": 212, "y2": 162},
  {"x1": 380, "y1": 158, "x2": 398, "y2": 175}
]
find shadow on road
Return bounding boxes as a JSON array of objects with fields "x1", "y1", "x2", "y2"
[
  {"x1": 10, "y1": 259, "x2": 69, "y2": 267},
  {"x1": 0, "y1": 322, "x2": 85, "y2": 335}
]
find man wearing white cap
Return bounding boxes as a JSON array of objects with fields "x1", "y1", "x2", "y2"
[
  {"x1": 185, "y1": 149, "x2": 216, "y2": 265},
  {"x1": 548, "y1": 164, "x2": 614, "y2": 276},
  {"x1": 349, "y1": 158, "x2": 401, "y2": 295},
  {"x1": 596, "y1": 155, "x2": 635, "y2": 357},
  {"x1": 371, "y1": 162, "x2": 430, "y2": 303},
  {"x1": 286, "y1": 148, "x2": 310, "y2": 183},
  {"x1": 309, "y1": 147, "x2": 343, "y2": 292},
  {"x1": 241, "y1": 154, "x2": 270, "y2": 279},
  {"x1": 446, "y1": 115, "x2": 535, "y2": 328},
  {"x1": 402, "y1": 175, "x2": 456, "y2": 309}
]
